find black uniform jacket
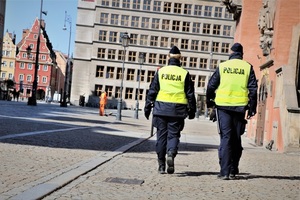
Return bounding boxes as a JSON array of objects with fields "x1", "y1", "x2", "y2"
[
  {"x1": 144, "y1": 58, "x2": 196, "y2": 118},
  {"x1": 206, "y1": 53, "x2": 258, "y2": 113}
]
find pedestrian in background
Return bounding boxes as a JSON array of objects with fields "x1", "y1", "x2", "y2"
[
  {"x1": 99, "y1": 91, "x2": 107, "y2": 116},
  {"x1": 206, "y1": 43, "x2": 258, "y2": 180},
  {"x1": 144, "y1": 46, "x2": 196, "y2": 174}
]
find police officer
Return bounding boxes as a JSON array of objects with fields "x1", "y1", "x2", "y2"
[
  {"x1": 206, "y1": 43, "x2": 258, "y2": 180},
  {"x1": 144, "y1": 46, "x2": 196, "y2": 174}
]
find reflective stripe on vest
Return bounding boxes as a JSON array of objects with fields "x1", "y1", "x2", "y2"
[
  {"x1": 215, "y1": 59, "x2": 251, "y2": 106},
  {"x1": 156, "y1": 65, "x2": 188, "y2": 104}
]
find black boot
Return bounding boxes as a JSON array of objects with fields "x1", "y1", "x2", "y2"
[
  {"x1": 167, "y1": 151, "x2": 175, "y2": 174},
  {"x1": 158, "y1": 159, "x2": 166, "y2": 174}
]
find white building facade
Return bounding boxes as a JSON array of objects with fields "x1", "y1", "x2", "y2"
[{"x1": 72, "y1": 0, "x2": 235, "y2": 114}]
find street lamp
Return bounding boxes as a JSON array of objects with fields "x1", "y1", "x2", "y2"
[
  {"x1": 60, "y1": 11, "x2": 72, "y2": 107},
  {"x1": 205, "y1": 52, "x2": 213, "y2": 118},
  {"x1": 28, "y1": 0, "x2": 46, "y2": 106},
  {"x1": 134, "y1": 53, "x2": 144, "y2": 119},
  {"x1": 116, "y1": 32, "x2": 130, "y2": 121}
]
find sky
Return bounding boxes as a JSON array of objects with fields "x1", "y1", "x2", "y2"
[{"x1": 4, "y1": 0, "x2": 78, "y2": 56}]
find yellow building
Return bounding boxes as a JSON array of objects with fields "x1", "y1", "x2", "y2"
[{"x1": 1, "y1": 31, "x2": 16, "y2": 80}]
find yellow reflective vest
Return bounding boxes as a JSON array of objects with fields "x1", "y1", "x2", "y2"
[
  {"x1": 156, "y1": 66, "x2": 188, "y2": 104},
  {"x1": 215, "y1": 59, "x2": 251, "y2": 106}
]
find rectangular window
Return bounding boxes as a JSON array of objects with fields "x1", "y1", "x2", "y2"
[
  {"x1": 192, "y1": 22, "x2": 201, "y2": 33},
  {"x1": 43, "y1": 65, "x2": 48, "y2": 71},
  {"x1": 159, "y1": 54, "x2": 167, "y2": 65},
  {"x1": 191, "y1": 40, "x2": 199, "y2": 50},
  {"x1": 214, "y1": 7, "x2": 223, "y2": 18},
  {"x1": 194, "y1": 5, "x2": 202, "y2": 16},
  {"x1": 42, "y1": 76, "x2": 47, "y2": 83},
  {"x1": 181, "y1": 56, "x2": 187, "y2": 67},
  {"x1": 153, "y1": 1, "x2": 161, "y2": 11},
  {"x1": 131, "y1": 16, "x2": 140, "y2": 27},
  {"x1": 126, "y1": 69, "x2": 135, "y2": 81},
  {"x1": 223, "y1": 25, "x2": 231, "y2": 36},
  {"x1": 181, "y1": 39, "x2": 189, "y2": 50},
  {"x1": 27, "y1": 75, "x2": 32, "y2": 82},
  {"x1": 27, "y1": 63, "x2": 33, "y2": 70},
  {"x1": 164, "y1": 2, "x2": 171, "y2": 12},
  {"x1": 9, "y1": 62, "x2": 14, "y2": 68},
  {"x1": 122, "y1": 0, "x2": 130, "y2": 8},
  {"x1": 213, "y1": 24, "x2": 221, "y2": 35},
  {"x1": 148, "y1": 53, "x2": 157, "y2": 64},
  {"x1": 204, "y1": 6, "x2": 212, "y2": 17},
  {"x1": 211, "y1": 59, "x2": 218, "y2": 69},
  {"x1": 160, "y1": 37, "x2": 168, "y2": 47},
  {"x1": 143, "y1": 0, "x2": 151, "y2": 10},
  {"x1": 184, "y1": 4, "x2": 192, "y2": 15},
  {"x1": 221, "y1": 43, "x2": 230, "y2": 53},
  {"x1": 101, "y1": 0, "x2": 109, "y2": 6},
  {"x1": 212, "y1": 42, "x2": 220, "y2": 53},
  {"x1": 112, "y1": 0, "x2": 120, "y2": 7},
  {"x1": 162, "y1": 19, "x2": 170, "y2": 30},
  {"x1": 105, "y1": 85, "x2": 113, "y2": 97},
  {"x1": 109, "y1": 31, "x2": 118, "y2": 42},
  {"x1": 106, "y1": 66, "x2": 115, "y2": 78},
  {"x1": 201, "y1": 41, "x2": 209, "y2": 51},
  {"x1": 130, "y1": 34, "x2": 138, "y2": 45},
  {"x1": 141, "y1": 17, "x2": 150, "y2": 28},
  {"x1": 132, "y1": 0, "x2": 141, "y2": 9},
  {"x1": 172, "y1": 20, "x2": 180, "y2": 31},
  {"x1": 199, "y1": 58, "x2": 208, "y2": 69},
  {"x1": 97, "y1": 48, "x2": 106, "y2": 58},
  {"x1": 171, "y1": 38, "x2": 179, "y2": 47},
  {"x1": 150, "y1": 36, "x2": 158, "y2": 46},
  {"x1": 128, "y1": 51, "x2": 137, "y2": 62},
  {"x1": 225, "y1": 11, "x2": 233, "y2": 19},
  {"x1": 140, "y1": 35, "x2": 148, "y2": 45},
  {"x1": 189, "y1": 57, "x2": 197, "y2": 68},
  {"x1": 139, "y1": 69, "x2": 145, "y2": 82},
  {"x1": 116, "y1": 67, "x2": 123, "y2": 80},
  {"x1": 20, "y1": 63, "x2": 25, "y2": 69},
  {"x1": 41, "y1": 55, "x2": 46, "y2": 60},
  {"x1": 125, "y1": 88, "x2": 133, "y2": 99},
  {"x1": 182, "y1": 21, "x2": 190, "y2": 32},
  {"x1": 121, "y1": 15, "x2": 129, "y2": 26},
  {"x1": 118, "y1": 50, "x2": 124, "y2": 60},
  {"x1": 147, "y1": 70, "x2": 155, "y2": 82},
  {"x1": 96, "y1": 65, "x2": 104, "y2": 77},
  {"x1": 100, "y1": 13, "x2": 109, "y2": 23},
  {"x1": 115, "y1": 87, "x2": 121, "y2": 98},
  {"x1": 197, "y1": 75, "x2": 206, "y2": 87},
  {"x1": 110, "y1": 14, "x2": 119, "y2": 25},
  {"x1": 203, "y1": 23, "x2": 211, "y2": 34},
  {"x1": 174, "y1": 3, "x2": 181, "y2": 14},
  {"x1": 108, "y1": 49, "x2": 116, "y2": 59},
  {"x1": 135, "y1": 88, "x2": 143, "y2": 101},
  {"x1": 99, "y1": 30, "x2": 107, "y2": 41},
  {"x1": 190, "y1": 74, "x2": 196, "y2": 86},
  {"x1": 19, "y1": 74, "x2": 24, "y2": 81},
  {"x1": 152, "y1": 18, "x2": 160, "y2": 29}
]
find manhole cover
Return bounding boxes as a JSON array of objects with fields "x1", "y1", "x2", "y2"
[{"x1": 105, "y1": 177, "x2": 144, "y2": 185}]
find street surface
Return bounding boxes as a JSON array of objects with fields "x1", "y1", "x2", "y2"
[{"x1": 0, "y1": 100, "x2": 299, "y2": 200}]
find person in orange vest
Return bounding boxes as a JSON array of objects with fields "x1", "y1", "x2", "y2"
[{"x1": 99, "y1": 91, "x2": 107, "y2": 116}]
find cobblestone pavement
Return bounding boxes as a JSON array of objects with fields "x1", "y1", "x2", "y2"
[{"x1": 0, "y1": 101, "x2": 299, "y2": 200}]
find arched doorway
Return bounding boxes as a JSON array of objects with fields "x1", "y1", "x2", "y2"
[{"x1": 256, "y1": 76, "x2": 268, "y2": 146}]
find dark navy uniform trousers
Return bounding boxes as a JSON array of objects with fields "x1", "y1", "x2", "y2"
[
  {"x1": 217, "y1": 109, "x2": 246, "y2": 176},
  {"x1": 153, "y1": 116, "x2": 185, "y2": 161}
]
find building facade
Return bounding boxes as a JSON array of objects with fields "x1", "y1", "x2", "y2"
[
  {"x1": 222, "y1": 0, "x2": 300, "y2": 152},
  {"x1": 72, "y1": 0, "x2": 235, "y2": 112},
  {"x1": 1, "y1": 31, "x2": 16, "y2": 81},
  {"x1": 15, "y1": 18, "x2": 56, "y2": 101}
]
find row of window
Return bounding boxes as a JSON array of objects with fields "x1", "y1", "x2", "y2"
[
  {"x1": 1, "y1": 61, "x2": 14, "y2": 68},
  {"x1": 18, "y1": 63, "x2": 49, "y2": 71},
  {"x1": 100, "y1": 13, "x2": 232, "y2": 36},
  {"x1": 99, "y1": 31, "x2": 231, "y2": 53},
  {"x1": 95, "y1": 65, "x2": 208, "y2": 88},
  {"x1": 0, "y1": 72, "x2": 13, "y2": 79},
  {"x1": 97, "y1": 48, "x2": 223, "y2": 69},
  {"x1": 99, "y1": 0, "x2": 233, "y2": 19},
  {"x1": 18, "y1": 74, "x2": 48, "y2": 83}
]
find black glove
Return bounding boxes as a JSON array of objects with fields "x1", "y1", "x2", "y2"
[
  {"x1": 144, "y1": 110, "x2": 151, "y2": 120},
  {"x1": 206, "y1": 99, "x2": 215, "y2": 108},
  {"x1": 209, "y1": 109, "x2": 217, "y2": 122},
  {"x1": 247, "y1": 102, "x2": 257, "y2": 119},
  {"x1": 188, "y1": 110, "x2": 195, "y2": 120}
]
